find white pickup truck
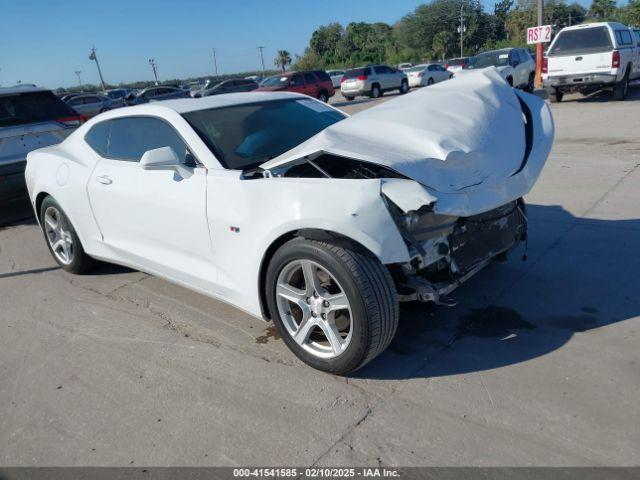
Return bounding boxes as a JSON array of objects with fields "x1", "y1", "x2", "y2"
[{"x1": 543, "y1": 22, "x2": 640, "y2": 102}]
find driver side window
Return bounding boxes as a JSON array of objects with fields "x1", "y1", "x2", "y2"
[{"x1": 85, "y1": 117, "x2": 190, "y2": 163}]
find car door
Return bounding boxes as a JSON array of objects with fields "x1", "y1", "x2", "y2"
[
  {"x1": 509, "y1": 50, "x2": 524, "y2": 87},
  {"x1": 85, "y1": 116, "x2": 215, "y2": 290},
  {"x1": 83, "y1": 95, "x2": 103, "y2": 117},
  {"x1": 288, "y1": 74, "x2": 306, "y2": 94},
  {"x1": 435, "y1": 64, "x2": 450, "y2": 82},
  {"x1": 302, "y1": 72, "x2": 317, "y2": 97},
  {"x1": 373, "y1": 66, "x2": 389, "y2": 90}
]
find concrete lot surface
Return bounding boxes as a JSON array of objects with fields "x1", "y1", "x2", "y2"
[{"x1": 1, "y1": 86, "x2": 639, "y2": 466}]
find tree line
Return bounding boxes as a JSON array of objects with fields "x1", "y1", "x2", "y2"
[{"x1": 294, "y1": 0, "x2": 640, "y2": 69}]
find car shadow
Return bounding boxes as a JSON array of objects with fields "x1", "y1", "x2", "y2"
[
  {"x1": 563, "y1": 81, "x2": 640, "y2": 103},
  {"x1": 354, "y1": 203, "x2": 640, "y2": 380}
]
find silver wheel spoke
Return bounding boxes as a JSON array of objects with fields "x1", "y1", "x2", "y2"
[
  {"x1": 325, "y1": 292, "x2": 349, "y2": 313},
  {"x1": 52, "y1": 239, "x2": 65, "y2": 253},
  {"x1": 45, "y1": 215, "x2": 58, "y2": 231},
  {"x1": 276, "y1": 282, "x2": 306, "y2": 308},
  {"x1": 318, "y1": 320, "x2": 345, "y2": 355},
  {"x1": 293, "y1": 316, "x2": 315, "y2": 346},
  {"x1": 301, "y1": 260, "x2": 322, "y2": 296}
]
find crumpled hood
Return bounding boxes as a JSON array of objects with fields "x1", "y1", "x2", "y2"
[{"x1": 262, "y1": 68, "x2": 547, "y2": 194}]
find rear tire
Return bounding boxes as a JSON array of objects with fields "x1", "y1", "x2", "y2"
[
  {"x1": 317, "y1": 90, "x2": 329, "y2": 103},
  {"x1": 549, "y1": 88, "x2": 563, "y2": 103},
  {"x1": 265, "y1": 238, "x2": 399, "y2": 375},
  {"x1": 370, "y1": 84, "x2": 381, "y2": 98},
  {"x1": 400, "y1": 80, "x2": 409, "y2": 93},
  {"x1": 613, "y1": 68, "x2": 629, "y2": 101},
  {"x1": 345, "y1": 96, "x2": 354, "y2": 102},
  {"x1": 40, "y1": 196, "x2": 94, "y2": 274},
  {"x1": 427, "y1": 77, "x2": 434, "y2": 86}
]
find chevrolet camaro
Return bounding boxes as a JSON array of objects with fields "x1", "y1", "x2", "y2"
[{"x1": 25, "y1": 68, "x2": 554, "y2": 374}]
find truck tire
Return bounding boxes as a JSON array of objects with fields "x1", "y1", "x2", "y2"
[
  {"x1": 613, "y1": 68, "x2": 629, "y2": 101},
  {"x1": 265, "y1": 237, "x2": 399, "y2": 374},
  {"x1": 549, "y1": 88, "x2": 563, "y2": 103}
]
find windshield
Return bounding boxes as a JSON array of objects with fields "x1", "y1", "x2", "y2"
[
  {"x1": 548, "y1": 27, "x2": 613, "y2": 56},
  {"x1": 343, "y1": 67, "x2": 371, "y2": 79},
  {"x1": 447, "y1": 58, "x2": 467, "y2": 66},
  {"x1": 182, "y1": 98, "x2": 346, "y2": 170},
  {"x1": 466, "y1": 51, "x2": 509, "y2": 69},
  {"x1": 0, "y1": 91, "x2": 77, "y2": 127},
  {"x1": 261, "y1": 75, "x2": 289, "y2": 87}
]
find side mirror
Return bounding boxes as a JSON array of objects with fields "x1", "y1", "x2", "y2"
[{"x1": 140, "y1": 146, "x2": 192, "y2": 178}]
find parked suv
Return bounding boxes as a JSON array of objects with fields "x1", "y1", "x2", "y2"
[
  {"x1": 124, "y1": 85, "x2": 190, "y2": 105},
  {"x1": 458, "y1": 48, "x2": 536, "y2": 91},
  {"x1": 256, "y1": 71, "x2": 335, "y2": 102},
  {"x1": 543, "y1": 22, "x2": 640, "y2": 102},
  {"x1": 0, "y1": 86, "x2": 82, "y2": 210},
  {"x1": 340, "y1": 65, "x2": 409, "y2": 101}
]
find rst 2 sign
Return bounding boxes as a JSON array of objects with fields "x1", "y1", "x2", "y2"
[{"x1": 527, "y1": 25, "x2": 552, "y2": 44}]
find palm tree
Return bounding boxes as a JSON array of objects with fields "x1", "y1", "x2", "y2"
[{"x1": 274, "y1": 50, "x2": 292, "y2": 73}]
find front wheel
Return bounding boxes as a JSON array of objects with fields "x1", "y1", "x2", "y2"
[
  {"x1": 265, "y1": 238, "x2": 399, "y2": 374},
  {"x1": 40, "y1": 196, "x2": 94, "y2": 273},
  {"x1": 400, "y1": 80, "x2": 409, "y2": 93},
  {"x1": 427, "y1": 77, "x2": 434, "y2": 86}
]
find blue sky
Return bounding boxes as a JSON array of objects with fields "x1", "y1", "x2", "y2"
[{"x1": 1, "y1": 0, "x2": 588, "y2": 89}]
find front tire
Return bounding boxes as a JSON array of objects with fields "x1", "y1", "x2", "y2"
[
  {"x1": 40, "y1": 196, "x2": 94, "y2": 274},
  {"x1": 400, "y1": 80, "x2": 409, "y2": 93},
  {"x1": 265, "y1": 238, "x2": 398, "y2": 375}
]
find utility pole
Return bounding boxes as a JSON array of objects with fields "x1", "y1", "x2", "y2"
[
  {"x1": 568, "y1": 12, "x2": 572, "y2": 26},
  {"x1": 88, "y1": 46, "x2": 107, "y2": 92},
  {"x1": 257, "y1": 46, "x2": 266, "y2": 74},
  {"x1": 535, "y1": 0, "x2": 544, "y2": 89},
  {"x1": 457, "y1": 2, "x2": 466, "y2": 58},
  {"x1": 148, "y1": 58, "x2": 159, "y2": 85},
  {"x1": 212, "y1": 48, "x2": 219, "y2": 78},
  {"x1": 74, "y1": 70, "x2": 82, "y2": 89}
]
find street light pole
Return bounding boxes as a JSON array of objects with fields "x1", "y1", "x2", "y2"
[
  {"x1": 535, "y1": 0, "x2": 544, "y2": 89},
  {"x1": 88, "y1": 46, "x2": 107, "y2": 92},
  {"x1": 257, "y1": 46, "x2": 266, "y2": 75},
  {"x1": 149, "y1": 58, "x2": 159, "y2": 85},
  {"x1": 458, "y1": 2, "x2": 466, "y2": 58},
  {"x1": 74, "y1": 70, "x2": 82, "y2": 89},
  {"x1": 212, "y1": 48, "x2": 219, "y2": 78}
]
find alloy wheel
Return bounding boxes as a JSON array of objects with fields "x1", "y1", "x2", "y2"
[
  {"x1": 275, "y1": 259, "x2": 352, "y2": 359},
  {"x1": 44, "y1": 206, "x2": 74, "y2": 265}
]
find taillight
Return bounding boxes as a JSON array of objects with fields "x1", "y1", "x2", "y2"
[
  {"x1": 541, "y1": 57, "x2": 548, "y2": 74},
  {"x1": 340, "y1": 77, "x2": 347, "y2": 83},
  {"x1": 445, "y1": 63, "x2": 449, "y2": 69},
  {"x1": 612, "y1": 50, "x2": 620, "y2": 68},
  {"x1": 417, "y1": 72, "x2": 424, "y2": 77},
  {"x1": 357, "y1": 75, "x2": 368, "y2": 81},
  {"x1": 57, "y1": 115, "x2": 86, "y2": 127}
]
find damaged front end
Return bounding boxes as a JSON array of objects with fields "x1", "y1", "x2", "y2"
[{"x1": 383, "y1": 191, "x2": 527, "y2": 305}]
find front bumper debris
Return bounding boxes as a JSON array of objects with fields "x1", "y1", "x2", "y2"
[{"x1": 397, "y1": 200, "x2": 527, "y2": 304}]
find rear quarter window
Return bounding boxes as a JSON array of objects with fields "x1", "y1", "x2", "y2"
[
  {"x1": 85, "y1": 121, "x2": 112, "y2": 156},
  {"x1": 0, "y1": 91, "x2": 77, "y2": 127},
  {"x1": 548, "y1": 27, "x2": 613, "y2": 56},
  {"x1": 615, "y1": 30, "x2": 633, "y2": 46}
]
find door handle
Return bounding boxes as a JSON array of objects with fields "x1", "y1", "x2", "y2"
[{"x1": 96, "y1": 175, "x2": 112, "y2": 185}]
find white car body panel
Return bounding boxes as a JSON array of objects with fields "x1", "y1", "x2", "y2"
[
  {"x1": 263, "y1": 68, "x2": 554, "y2": 216},
  {"x1": 25, "y1": 78, "x2": 553, "y2": 320}
]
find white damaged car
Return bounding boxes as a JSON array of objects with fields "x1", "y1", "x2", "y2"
[{"x1": 25, "y1": 68, "x2": 554, "y2": 374}]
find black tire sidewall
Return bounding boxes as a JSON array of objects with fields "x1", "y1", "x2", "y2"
[{"x1": 265, "y1": 240, "x2": 371, "y2": 374}]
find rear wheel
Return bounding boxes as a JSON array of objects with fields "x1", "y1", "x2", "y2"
[
  {"x1": 427, "y1": 77, "x2": 434, "y2": 86},
  {"x1": 40, "y1": 196, "x2": 94, "y2": 274},
  {"x1": 370, "y1": 84, "x2": 381, "y2": 98},
  {"x1": 613, "y1": 68, "x2": 629, "y2": 101},
  {"x1": 345, "y1": 96, "x2": 354, "y2": 102},
  {"x1": 400, "y1": 79, "x2": 409, "y2": 93},
  {"x1": 549, "y1": 88, "x2": 563, "y2": 103},
  {"x1": 317, "y1": 90, "x2": 329, "y2": 103},
  {"x1": 265, "y1": 238, "x2": 398, "y2": 374}
]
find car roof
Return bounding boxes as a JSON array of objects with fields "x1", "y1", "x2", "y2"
[
  {"x1": 0, "y1": 85, "x2": 50, "y2": 96},
  {"x1": 560, "y1": 22, "x2": 628, "y2": 32}
]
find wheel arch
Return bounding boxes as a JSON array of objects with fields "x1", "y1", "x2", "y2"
[
  {"x1": 257, "y1": 228, "x2": 382, "y2": 320},
  {"x1": 34, "y1": 191, "x2": 52, "y2": 223}
]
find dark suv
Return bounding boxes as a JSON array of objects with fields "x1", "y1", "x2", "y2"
[
  {"x1": 0, "y1": 86, "x2": 82, "y2": 219},
  {"x1": 194, "y1": 78, "x2": 258, "y2": 98},
  {"x1": 124, "y1": 85, "x2": 190, "y2": 105},
  {"x1": 256, "y1": 70, "x2": 335, "y2": 102}
]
